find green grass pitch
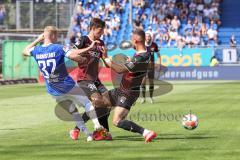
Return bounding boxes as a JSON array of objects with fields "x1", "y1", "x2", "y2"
[{"x1": 0, "y1": 82, "x2": 240, "y2": 160}]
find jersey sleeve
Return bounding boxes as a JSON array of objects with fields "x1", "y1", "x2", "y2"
[
  {"x1": 154, "y1": 43, "x2": 159, "y2": 52},
  {"x1": 28, "y1": 47, "x2": 35, "y2": 56},
  {"x1": 61, "y1": 45, "x2": 72, "y2": 58},
  {"x1": 75, "y1": 36, "x2": 86, "y2": 49}
]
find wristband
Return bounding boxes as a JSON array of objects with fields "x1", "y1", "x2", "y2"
[{"x1": 104, "y1": 58, "x2": 111, "y2": 63}]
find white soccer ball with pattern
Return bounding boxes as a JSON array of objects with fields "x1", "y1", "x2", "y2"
[{"x1": 182, "y1": 114, "x2": 198, "y2": 130}]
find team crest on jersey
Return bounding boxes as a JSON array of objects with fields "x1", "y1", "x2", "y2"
[
  {"x1": 126, "y1": 61, "x2": 135, "y2": 69},
  {"x1": 89, "y1": 51, "x2": 100, "y2": 58},
  {"x1": 87, "y1": 83, "x2": 97, "y2": 91},
  {"x1": 120, "y1": 96, "x2": 127, "y2": 104}
]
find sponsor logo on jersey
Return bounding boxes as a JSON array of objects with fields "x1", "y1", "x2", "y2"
[
  {"x1": 120, "y1": 96, "x2": 127, "y2": 104},
  {"x1": 36, "y1": 52, "x2": 56, "y2": 59},
  {"x1": 87, "y1": 83, "x2": 97, "y2": 91}
]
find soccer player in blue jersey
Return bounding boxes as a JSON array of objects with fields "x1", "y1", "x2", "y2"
[{"x1": 23, "y1": 26, "x2": 108, "y2": 141}]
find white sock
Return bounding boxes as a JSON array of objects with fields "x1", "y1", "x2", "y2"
[
  {"x1": 69, "y1": 103, "x2": 90, "y2": 137},
  {"x1": 143, "y1": 129, "x2": 150, "y2": 137},
  {"x1": 72, "y1": 112, "x2": 90, "y2": 136},
  {"x1": 85, "y1": 102, "x2": 102, "y2": 130}
]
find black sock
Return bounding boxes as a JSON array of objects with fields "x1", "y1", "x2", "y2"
[
  {"x1": 75, "y1": 108, "x2": 111, "y2": 131},
  {"x1": 75, "y1": 108, "x2": 110, "y2": 131},
  {"x1": 82, "y1": 112, "x2": 90, "y2": 122},
  {"x1": 117, "y1": 120, "x2": 144, "y2": 135},
  {"x1": 149, "y1": 85, "x2": 154, "y2": 98},
  {"x1": 98, "y1": 114, "x2": 110, "y2": 131},
  {"x1": 141, "y1": 85, "x2": 146, "y2": 98},
  {"x1": 96, "y1": 108, "x2": 110, "y2": 131}
]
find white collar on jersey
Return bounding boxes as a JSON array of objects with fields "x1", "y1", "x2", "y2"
[
  {"x1": 145, "y1": 41, "x2": 153, "y2": 47},
  {"x1": 87, "y1": 35, "x2": 94, "y2": 42},
  {"x1": 136, "y1": 50, "x2": 147, "y2": 55},
  {"x1": 42, "y1": 43, "x2": 53, "y2": 47}
]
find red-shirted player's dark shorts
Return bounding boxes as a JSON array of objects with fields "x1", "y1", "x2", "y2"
[
  {"x1": 77, "y1": 80, "x2": 107, "y2": 98},
  {"x1": 108, "y1": 88, "x2": 140, "y2": 110}
]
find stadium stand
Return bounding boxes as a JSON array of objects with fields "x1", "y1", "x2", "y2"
[
  {"x1": 218, "y1": 0, "x2": 240, "y2": 46},
  {"x1": 0, "y1": 4, "x2": 6, "y2": 30},
  {"x1": 69, "y1": 0, "x2": 226, "y2": 48},
  {"x1": 70, "y1": 0, "x2": 129, "y2": 45},
  {"x1": 0, "y1": 4, "x2": 5, "y2": 25},
  {"x1": 0, "y1": 0, "x2": 239, "y2": 74},
  {"x1": 220, "y1": 0, "x2": 240, "y2": 28}
]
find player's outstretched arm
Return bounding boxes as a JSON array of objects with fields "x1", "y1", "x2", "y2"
[
  {"x1": 67, "y1": 40, "x2": 100, "y2": 62},
  {"x1": 103, "y1": 58, "x2": 128, "y2": 74},
  {"x1": 23, "y1": 34, "x2": 44, "y2": 56},
  {"x1": 72, "y1": 40, "x2": 100, "y2": 56},
  {"x1": 66, "y1": 50, "x2": 86, "y2": 62}
]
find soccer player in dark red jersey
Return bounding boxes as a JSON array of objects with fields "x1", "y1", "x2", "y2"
[
  {"x1": 70, "y1": 18, "x2": 112, "y2": 141},
  {"x1": 140, "y1": 31, "x2": 161, "y2": 104},
  {"x1": 97, "y1": 29, "x2": 157, "y2": 143}
]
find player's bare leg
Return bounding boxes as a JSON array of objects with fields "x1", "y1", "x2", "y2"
[
  {"x1": 80, "y1": 92, "x2": 111, "y2": 130},
  {"x1": 68, "y1": 86, "x2": 103, "y2": 130},
  {"x1": 71, "y1": 100, "x2": 109, "y2": 141},
  {"x1": 94, "y1": 91, "x2": 112, "y2": 108},
  {"x1": 82, "y1": 92, "x2": 112, "y2": 140},
  {"x1": 73, "y1": 90, "x2": 112, "y2": 141},
  {"x1": 95, "y1": 91, "x2": 113, "y2": 138},
  {"x1": 90, "y1": 92, "x2": 112, "y2": 133},
  {"x1": 69, "y1": 104, "x2": 94, "y2": 142},
  {"x1": 96, "y1": 92, "x2": 157, "y2": 142},
  {"x1": 112, "y1": 107, "x2": 157, "y2": 143},
  {"x1": 65, "y1": 87, "x2": 110, "y2": 141}
]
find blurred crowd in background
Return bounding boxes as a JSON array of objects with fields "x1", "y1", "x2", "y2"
[{"x1": 70, "y1": 0, "x2": 225, "y2": 48}]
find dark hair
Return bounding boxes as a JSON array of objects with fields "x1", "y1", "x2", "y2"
[
  {"x1": 133, "y1": 28, "x2": 146, "y2": 42},
  {"x1": 90, "y1": 18, "x2": 105, "y2": 29}
]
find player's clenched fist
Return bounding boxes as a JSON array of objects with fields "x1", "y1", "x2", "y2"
[
  {"x1": 89, "y1": 40, "x2": 100, "y2": 50},
  {"x1": 37, "y1": 33, "x2": 45, "y2": 42}
]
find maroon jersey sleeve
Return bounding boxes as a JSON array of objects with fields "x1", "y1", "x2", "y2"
[
  {"x1": 75, "y1": 36, "x2": 88, "y2": 49},
  {"x1": 153, "y1": 42, "x2": 159, "y2": 52}
]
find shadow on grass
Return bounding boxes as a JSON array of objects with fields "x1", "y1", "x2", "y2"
[
  {"x1": 114, "y1": 134, "x2": 217, "y2": 142},
  {"x1": 0, "y1": 128, "x2": 30, "y2": 131}
]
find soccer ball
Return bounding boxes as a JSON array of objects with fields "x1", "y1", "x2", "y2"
[{"x1": 182, "y1": 114, "x2": 198, "y2": 130}]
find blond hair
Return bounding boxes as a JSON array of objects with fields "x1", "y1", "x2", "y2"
[{"x1": 44, "y1": 26, "x2": 58, "y2": 36}]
